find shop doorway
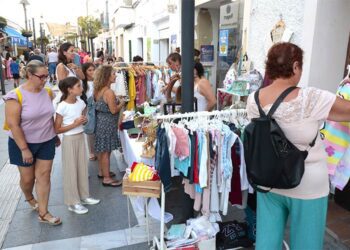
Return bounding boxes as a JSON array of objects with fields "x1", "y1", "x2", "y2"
[
  {"x1": 128, "y1": 40, "x2": 132, "y2": 62},
  {"x1": 159, "y1": 38, "x2": 169, "y2": 64},
  {"x1": 115, "y1": 36, "x2": 119, "y2": 57},
  {"x1": 120, "y1": 34, "x2": 124, "y2": 58},
  {"x1": 136, "y1": 38, "x2": 143, "y2": 59}
]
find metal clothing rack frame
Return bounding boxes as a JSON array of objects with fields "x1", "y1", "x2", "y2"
[{"x1": 152, "y1": 108, "x2": 247, "y2": 250}]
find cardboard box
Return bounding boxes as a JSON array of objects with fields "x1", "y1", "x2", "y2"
[{"x1": 122, "y1": 175, "x2": 161, "y2": 198}]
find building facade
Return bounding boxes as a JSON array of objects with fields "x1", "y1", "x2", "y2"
[{"x1": 95, "y1": 0, "x2": 350, "y2": 92}]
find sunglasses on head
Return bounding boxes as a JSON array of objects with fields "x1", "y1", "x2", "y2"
[{"x1": 33, "y1": 74, "x2": 49, "y2": 80}]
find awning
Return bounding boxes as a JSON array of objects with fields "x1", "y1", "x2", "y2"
[{"x1": 3, "y1": 27, "x2": 32, "y2": 47}]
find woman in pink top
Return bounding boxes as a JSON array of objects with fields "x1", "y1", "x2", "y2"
[{"x1": 4, "y1": 60, "x2": 61, "y2": 226}]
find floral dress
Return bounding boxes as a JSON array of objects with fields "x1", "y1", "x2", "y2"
[{"x1": 94, "y1": 95, "x2": 119, "y2": 153}]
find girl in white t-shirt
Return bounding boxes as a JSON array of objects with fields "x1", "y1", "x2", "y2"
[{"x1": 54, "y1": 76, "x2": 100, "y2": 215}]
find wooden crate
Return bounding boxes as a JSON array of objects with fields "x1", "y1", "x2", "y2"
[{"x1": 122, "y1": 175, "x2": 161, "y2": 198}]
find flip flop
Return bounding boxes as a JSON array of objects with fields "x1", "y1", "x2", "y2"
[
  {"x1": 97, "y1": 171, "x2": 116, "y2": 178},
  {"x1": 102, "y1": 180, "x2": 122, "y2": 187}
]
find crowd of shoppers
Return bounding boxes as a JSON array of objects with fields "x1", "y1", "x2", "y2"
[
  {"x1": 3, "y1": 43, "x2": 126, "y2": 224},
  {"x1": 4, "y1": 40, "x2": 350, "y2": 250}
]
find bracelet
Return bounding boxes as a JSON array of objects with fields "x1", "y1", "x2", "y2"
[{"x1": 20, "y1": 147, "x2": 29, "y2": 151}]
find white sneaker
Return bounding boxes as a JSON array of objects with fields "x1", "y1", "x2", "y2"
[
  {"x1": 81, "y1": 197, "x2": 100, "y2": 205},
  {"x1": 68, "y1": 204, "x2": 88, "y2": 214}
]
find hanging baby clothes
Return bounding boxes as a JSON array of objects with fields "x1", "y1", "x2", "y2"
[
  {"x1": 146, "y1": 71, "x2": 153, "y2": 101},
  {"x1": 113, "y1": 71, "x2": 127, "y2": 96},
  {"x1": 155, "y1": 127, "x2": 172, "y2": 192},
  {"x1": 127, "y1": 70, "x2": 136, "y2": 110},
  {"x1": 322, "y1": 79, "x2": 350, "y2": 190},
  {"x1": 135, "y1": 72, "x2": 146, "y2": 105}
]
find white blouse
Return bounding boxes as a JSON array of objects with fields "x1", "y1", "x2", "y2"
[{"x1": 246, "y1": 87, "x2": 336, "y2": 199}]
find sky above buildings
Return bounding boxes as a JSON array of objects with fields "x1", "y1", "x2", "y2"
[{"x1": 0, "y1": 0, "x2": 103, "y2": 28}]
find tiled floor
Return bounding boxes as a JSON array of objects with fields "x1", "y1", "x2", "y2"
[
  {"x1": 3, "y1": 223, "x2": 159, "y2": 250},
  {"x1": 327, "y1": 198, "x2": 350, "y2": 248}
]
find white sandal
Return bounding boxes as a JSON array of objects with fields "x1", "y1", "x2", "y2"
[
  {"x1": 25, "y1": 197, "x2": 39, "y2": 211},
  {"x1": 38, "y1": 212, "x2": 62, "y2": 226}
]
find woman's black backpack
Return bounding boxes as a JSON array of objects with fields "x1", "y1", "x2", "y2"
[{"x1": 243, "y1": 87, "x2": 317, "y2": 191}]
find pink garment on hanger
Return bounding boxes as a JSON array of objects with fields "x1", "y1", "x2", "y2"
[{"x1": 172, "y1": 126, "x2": 190, "y2": 158}]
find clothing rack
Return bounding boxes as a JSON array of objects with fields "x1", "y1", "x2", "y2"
[
  {"x1": 152, "y1": 108, "x2": 247, "y2": 250},
  {"x1": 156, "y1": 109, "x2": 247, "y2": 120},
  {"x1": 114, "y1": 61, "x2": 168, "y2": 66},
  {"x1": 113, "y1": 65, "x2": 168, "y2": 71}
]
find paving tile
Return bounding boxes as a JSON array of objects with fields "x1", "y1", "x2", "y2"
[
  {"x1": 7, "y1": 209, "x2": 41, "y2": 232},
  {"x1": 2, "y1": 228, "x2": 41, "y2": 249},
  {"x1": 80, "y1": 230, "x2": 127, "y2": 250},
  {"x1": 38, "y1": 196, "x2": 137, "y2": 242},
  {"x1": 32, "y1": 237, "x2": 81, "y2": 250},
  {"x1": 47, "y1": 188, "x2": 65, "y2": 206},
  {"x1": 3, "y1": 244, "x2": 33, "y2": 250},
  {"x1": 112, "y1": 242, "x2": 149, "y2": 250},
  {"x1": 327, "y1": 200, "x2": 350, "y2": 224},
  {"x1": 343, "y1": 239, "x2": 350, "y2": 248},
  {"x1": 125, "y1": 223, "x2": 160, "y2": 246},
  {"x1": 327, "y1": 220, "x2": 350, "y2": 242}
]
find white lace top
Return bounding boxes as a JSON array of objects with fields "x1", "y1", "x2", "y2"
[{"x1": 246, "y1": 87, "x2": 336, "y2": 199}]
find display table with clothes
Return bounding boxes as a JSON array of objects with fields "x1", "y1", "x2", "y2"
[{"x1": 119, "y1": 129, "x2": 155, "y2": 168}]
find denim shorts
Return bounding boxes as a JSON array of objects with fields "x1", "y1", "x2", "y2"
[
  {"x1": 48, "y1": 62, "x2": 57, "y2": 75},
  {"x1": 8, "y1": 137, "x2": 56, "y2": 167}
]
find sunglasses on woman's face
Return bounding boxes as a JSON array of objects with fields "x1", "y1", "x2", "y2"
[{"x1": 33, "y1": 74, "x2": 49, "y2": 80}]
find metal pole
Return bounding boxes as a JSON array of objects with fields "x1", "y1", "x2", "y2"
[
  {"x1": 40, "y1": 23, "x2": 43, "y2": 53},
  {"x1": 91, "y1": 38, "x2": 94, "y2": 61},
  {"x1": 181, "y1": 0, "x2": 194, "y2": 113},
  {"x1": 0, "y1": 49, "x2": 5, "y2": 95},
  {"x1": 23, "y1": 4, "x2": 29, "y2": 48},
  {"x1": 32, "y1": 18, "x2": 36, "y2": 48},
  {"x1": 23, "y1": 4, "x2": 28, "y2": 30}
]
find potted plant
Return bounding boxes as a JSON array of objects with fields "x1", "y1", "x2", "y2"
[
  {"x1": 21, "y1": 29, "x2": 32, "y2": 37},
  {"x1": 0, "y1": 16, "x2": 7, "y2": 30}
]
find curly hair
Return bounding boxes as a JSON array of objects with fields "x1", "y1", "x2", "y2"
[
  {"x1": 265, "y1": 42, "x2": 303, "y2": 80},
  {"x1": 93, "y1": 65, "x2": 114, "y2": 94}
]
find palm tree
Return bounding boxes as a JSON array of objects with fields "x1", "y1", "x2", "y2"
[
  {"x1": 36, "y1": 36, "x2": 49, "y2": 47},
  {"x1": 0, "y1": 16, "x2": 7, "y2": 30},
  {"x1": 78, "y1": 16, "x2": 102, "y2": 49}
]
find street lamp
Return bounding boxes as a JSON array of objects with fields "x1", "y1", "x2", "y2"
[
  {"x1": 40, "y1": 15, "x2": 44, "y2": 53},
  {"x1": 20, "y1": 0, "x2": 30, "y2": 48}
]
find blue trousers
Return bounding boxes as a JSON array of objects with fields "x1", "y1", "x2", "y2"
[{"x1": 256, "y1": 192, "x2": 328, "y2": 250}]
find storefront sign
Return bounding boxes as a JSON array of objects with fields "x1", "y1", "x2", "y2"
[
  {"x1": 200, "y1": 45, "x2": 214, "y2": 64},
  {"x1": 219, "y1": 29, "x2": 229, "y2": 57},
  {"x1": 220, "y1": 3, "x2": 239, "y2": 28}
]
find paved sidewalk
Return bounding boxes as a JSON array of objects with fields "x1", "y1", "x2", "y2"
[
  {"x1": 0, "y1": 80, "x2": 18, "y2": 172},
  {"x1": 1, "y1": 146, "x2": 153, "y2": 249}
]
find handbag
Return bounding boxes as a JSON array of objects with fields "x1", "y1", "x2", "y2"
[
  {"x1": 243, "y1": 87, "x2": 317, "y2": 191},
  {"x1": 83, "y1": 96, "x2": 96, "y2": 134}
]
